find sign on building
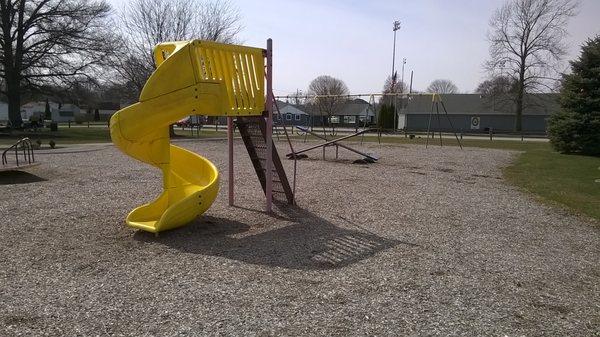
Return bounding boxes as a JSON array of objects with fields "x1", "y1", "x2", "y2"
[{"x1": 470, "y1": 116, "x2": 480, "y2": 130}]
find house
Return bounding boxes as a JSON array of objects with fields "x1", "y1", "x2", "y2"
[
  {"x1": 331, "y1": 99, "x2": 376, "y2": 127},
  {"x1": 21, "y1": 101, "x2": 60, "y2": 121},
  {"x1": 96, "y1": 101, "x2": 121, "y2": 121},
  {"x1": 21, "y1": 101, "x2": 84, "y2": 123},
  {"x1": 58, "y1": 103, "x2": 81, "y2": 121},
  {"x1": 274, "y1": 101, "x2": 310, "y2": 126},
  {"x1": 399, "y1": 93, "x2": 558, "y2": 134}
]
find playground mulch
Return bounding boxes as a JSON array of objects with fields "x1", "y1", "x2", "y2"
[{"x1": 1, "y1": 139, "x2": 598, "y2": 336}]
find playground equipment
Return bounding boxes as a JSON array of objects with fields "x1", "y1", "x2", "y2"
[
  {"x1": 287, "y1": 126, "x2": 379, "y2": 162},
  {"x1": 425, "y1": 94, "x2": 463, "y2": 149},
  {"x1": 1, "y1": 138, "x2": 40, "y2": 172},
  {"x1": 275, "y1": 92, "x2": 463, "y2": 150},
  {"x1": 110, "y1": 39, "x2": 293, "y2": 233}
]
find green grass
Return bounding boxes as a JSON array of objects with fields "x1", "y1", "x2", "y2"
[
  {"x1": 0, "y1": 127, "x2": 225, "y2": 146},
  {"x1": 504, "y1": 147, "x2": 600, "y2": 222}
]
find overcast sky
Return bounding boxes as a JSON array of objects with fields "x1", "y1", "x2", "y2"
[{"x1": 109, "y1": 0, "x2": 600, "y2": 95}]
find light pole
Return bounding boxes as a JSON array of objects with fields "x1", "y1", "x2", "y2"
[
  {"x1": 391, "y1": 20, "x2": 401, "y2": 132},
  {"x1": 401, "y1": 57, "x2": 406, "y2": 91},
  {"x1": 391, "y1": 20, "x2": 401, "y2": 89}
]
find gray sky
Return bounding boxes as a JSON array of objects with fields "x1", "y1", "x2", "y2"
[{"x1": 109, "y1": 0, "x2": 600, "y2": 95}]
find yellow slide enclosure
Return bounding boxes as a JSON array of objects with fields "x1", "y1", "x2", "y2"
[{"x1": 110, "y1": 40, "x2": 265, "y2": 233}]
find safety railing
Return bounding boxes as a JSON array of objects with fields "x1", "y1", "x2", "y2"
[{"x1": 2, "y1": 138, "x2": 35, "y2": 167}]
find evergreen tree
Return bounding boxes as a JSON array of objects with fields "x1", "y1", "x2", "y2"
[
  {"x1": 44, "y1": 100, "x2": 52, "y2": 120},
  {"x1": 548, "y1": 36, "x2": 600, "y2": 156},
  {"x1": 378, "y1": 104, "x2": 395, "y2": 130}
]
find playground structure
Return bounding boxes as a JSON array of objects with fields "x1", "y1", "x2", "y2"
[
  {"x1": 275, "y1": 92, "x2": 462, "y2": 161},
  {"x1": 287, "y1": 126, "x2": 379, "y2": 162},
  {"x1": 1, "y1": 137, "x2": 39, "y2": 172},
  {"x1": 110, "y1": 39, "x2": 294, "y2": 233}
]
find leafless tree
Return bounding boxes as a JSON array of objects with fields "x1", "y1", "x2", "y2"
[
  {"x1": 286, "y1": 89, "x2": 306, "y2": 106},
  {"x1": 116, "y1": 0, "x2": 242, "y2": 99},
  {"x1": 475, "y1": 75, "x2": 516, "y2": 96},
  {"x1": 306, "y1": 75, "x2": 349, "y2": 132},
  {"x1": 0, "y1": 0, "x2": 117, "y2": 127},
  {"x1": 426, "y1": 79, "x2": 459, "y2": 94},
  {"x1": 380, "y1": 73, "x2": 407, "y2": 106},
  {"x1": 486, "y1": 0, "x2": 578, "y2": 131}
]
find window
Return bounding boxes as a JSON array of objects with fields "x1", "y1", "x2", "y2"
[
  {"x1": 295, "y1": 114, "x2": 301, "y2": 121},
  {"x1": 344, "y1": 116, "x2": 356, "y2": 124},
  {"x1": 286, "y1": 113, "x2": 292, "y2": 120},
  {"x1": 330, "y1": 116, "x2": 339, "y2": 124}
]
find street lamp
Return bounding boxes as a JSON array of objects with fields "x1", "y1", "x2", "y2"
[{"x1": 391, "y1": 20, "x2": 401, "y2": 90}]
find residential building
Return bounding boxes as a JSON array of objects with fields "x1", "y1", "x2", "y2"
[
  {"x1": 332, "y1": 99, "x2": 376, "y2": 127},
  {"x1": 97, "y1": 101, "x2": 121, "y2": 121},
  {"x1": 399, "y1": 93, "x2": 558, "y2": 134},
  {"x1": 274, "y1": 101, "x2": 310, "y2": 126}
]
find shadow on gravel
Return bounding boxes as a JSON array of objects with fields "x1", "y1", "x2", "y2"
[
  {"x1": 0, "y1": 171, "x2": 47, "y2": 185},
  {"x1": 133, "y1": 206, "x2": 401, "y2": 270}
]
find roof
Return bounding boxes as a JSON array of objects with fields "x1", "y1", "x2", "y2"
[
  {"x1": 276, "y1": 104, "x2": 309, "y2": 116},
  {"x1": 405, "y1": 93, "x2": 559, "y2": 116},
  {"x1": 98, "y1": 101, "x2": 120, "y2": 110},
  {"x1": 333, "y1": 99, "x2": 375, "y2": 116}
]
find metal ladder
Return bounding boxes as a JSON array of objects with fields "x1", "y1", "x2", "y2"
[{"x1": 237, "y1": 116, "x2": 294, "y2": 205}]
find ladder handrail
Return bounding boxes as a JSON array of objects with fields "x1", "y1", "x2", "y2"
[{"x1": 2, "y1": 137, "x2": 35, "y2": 166}]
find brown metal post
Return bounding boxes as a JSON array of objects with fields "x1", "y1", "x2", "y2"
[
  {"x1": 265, "y1": 39, "x2": 273, "y2": 213},
  {"x1": 227, "y1": 116, "x2": 234, "y2": 206}
]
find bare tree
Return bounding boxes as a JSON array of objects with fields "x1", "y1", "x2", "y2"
[
  {"x1": 116, "y1": 0, "x2": 242, "y2": 98},
  {"x1": 426, "y1": 79, "x2": 459, "y2": 94},
  {"x1": 286, "y1": 89, "x2": 307, "y2": 106},
  {"x1": 486, "y1": 0, "x2": 578, "y2": 131},
  {"x1": 475, "y1": 75, "x2": 516, "y2": 96},
  {"x1": 306, "y1": 75, "x2": 349, "y2": 131},
  {"x1": 383, "y1": 73, "x2": 407, "y2": 93},
  {"x1": 0, "y1": 0, "x2": 117, "y2": 127}
]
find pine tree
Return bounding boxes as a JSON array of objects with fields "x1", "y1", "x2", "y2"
[{"x1": 548, "y1": 36, "x2": 600, "y2": 156}]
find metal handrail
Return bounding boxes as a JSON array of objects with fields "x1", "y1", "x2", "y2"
[{"x1": 2, "y1": 137, "x2": 35, "y2": 167}]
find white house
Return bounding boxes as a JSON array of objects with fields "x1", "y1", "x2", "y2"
[
  {"x1": 58, "y1": 103, "x2": 81, "y2": 121},
  {"x1": 20, "y1": 101, "x2": 83, "y2": 122},
  {"x1": 21, "y1": 101, "x2": 59, "y2": 121}
]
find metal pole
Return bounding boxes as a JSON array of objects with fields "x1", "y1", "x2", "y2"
[
  {"x1": 391, "y1": 20, "x2": 400, "y2": 132},
  {"x1": 227, "y1": 116, "x2": 234, "y2": 206},
  {"x1": 265, "y1": 38, "x2": 273, "y2": 213},
  {"x1": 401, "y1": 58, "x2": 406, "y2": 90}
]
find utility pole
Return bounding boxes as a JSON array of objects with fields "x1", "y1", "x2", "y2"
[
  {"x1": 391, "y1": 20, "x2": 401, "y2": 132},
  {"x1": 401, "y1": 58, "x2": 406, "y2": 91}
]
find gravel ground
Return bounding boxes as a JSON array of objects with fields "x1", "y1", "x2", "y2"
[{"x1": 1, "y1": 139, "x2": 598, "y2": 336}]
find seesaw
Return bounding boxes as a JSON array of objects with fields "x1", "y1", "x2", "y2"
[{"x1": 287, "y1": 126, "x2": 379, "y2": 162}]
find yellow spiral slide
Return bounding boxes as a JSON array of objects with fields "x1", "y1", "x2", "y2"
[{"x1": 110, "y1": 40, "x2": 265, "y2": 233}]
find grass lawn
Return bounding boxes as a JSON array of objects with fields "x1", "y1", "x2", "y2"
[{"x1": 504, "y1": 146, "x2": 600, "y2": 222}]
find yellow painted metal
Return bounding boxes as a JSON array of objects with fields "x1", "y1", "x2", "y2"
[{"x1": 110, "y1": 40, "x2": 265, "y2": 233}]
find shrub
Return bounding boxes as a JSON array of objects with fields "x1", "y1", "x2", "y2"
[
  {"x1": 49, "y1": 140, "x2": 56, "y2": 149},
  {"x1": 548, "y1": 36, "x2": 600, "y2": 156}
]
